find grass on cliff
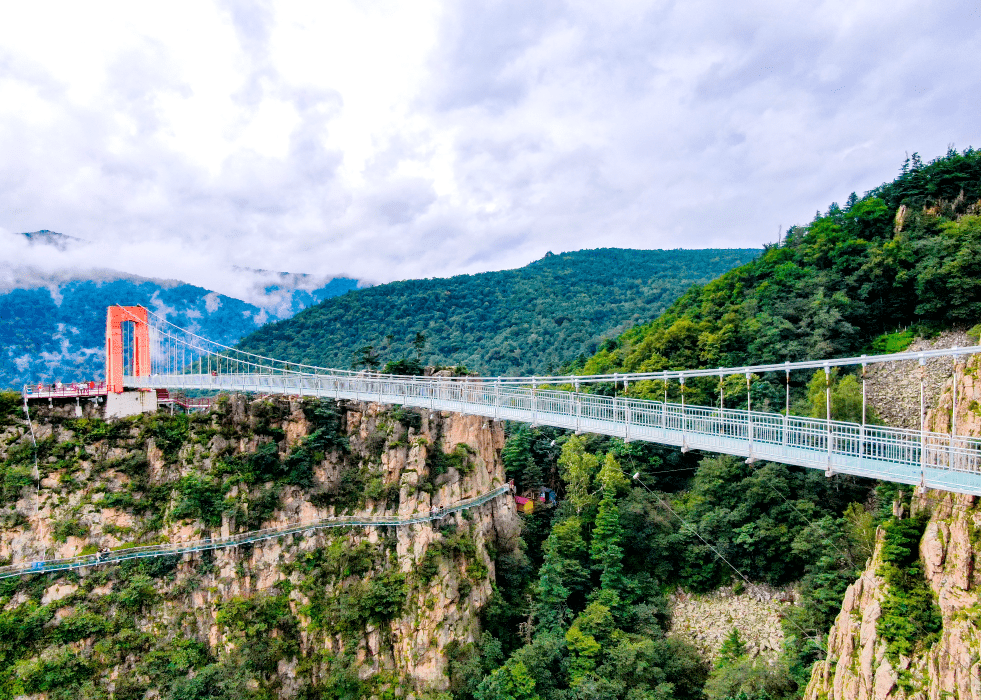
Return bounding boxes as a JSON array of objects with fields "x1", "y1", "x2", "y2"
[{"x1": 876, "y1": 514, "x2": 942, "y2": 668}]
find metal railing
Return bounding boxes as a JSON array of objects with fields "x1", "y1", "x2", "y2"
[
  {"x1": 126, "y1": 372, "x2": 981, "y2": 495},
  {"x1": 22, "y1": 381, "x2": 108, "y2": 399},
  {"x1": 0, "y1": 485, "x2": 510, "y2": 580}
]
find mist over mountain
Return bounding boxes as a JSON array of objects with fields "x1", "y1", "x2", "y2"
[{"x1": 0, "y1": 231, "x2": 361, "y2": 388}]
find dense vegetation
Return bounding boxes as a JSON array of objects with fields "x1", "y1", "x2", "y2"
[
  {"x1": 574, "y1": 148, "x2": 981, "y2": 412},
  {"x1": 0, "y1": 398, "x2": 495, "y2": 698},
  {"x1": 4, "y1": 148, "x2": 978, "y2": 699},
  {"x1": 236, "y1": 248, "x2": 760, "y2": 377},
  {"x1": 461, "y1": 430, "x2": 888, "y2": 700}
]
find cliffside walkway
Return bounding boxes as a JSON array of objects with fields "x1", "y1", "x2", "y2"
[{"x1": 0, "y1": 485, "x2": 510, "y2": 581}]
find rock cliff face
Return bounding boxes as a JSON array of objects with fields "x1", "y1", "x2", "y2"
[
  {"x1": 0, "y1": 395, "x2": 520, "y2": 698},
  {"x1": 805, "y1": 353, "x2": 981, "y2": 700}
]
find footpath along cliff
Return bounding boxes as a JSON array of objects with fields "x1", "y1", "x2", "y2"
[
  {"x1": 805, "y1": 354, "x2": 981, "y2": 700},
  {"x1": 0, "y1": 393, "x2": 520, "y2": 699}
]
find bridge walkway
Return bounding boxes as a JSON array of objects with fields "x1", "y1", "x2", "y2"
[
  {"x1": 126, "y1": 373, "x2": 981, "y2": 495},
  {"x1": 0, "y1": 486, "x2": 510, "y2": 581}
]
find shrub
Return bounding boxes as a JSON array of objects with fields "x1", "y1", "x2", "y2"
[
  {"x1": 337, "y1": 572, "x2": 407, "y2": 632},
  {"x1": 0, "y1": 391, "x2": 22, "y2": 427},
  {"x1": 147, "y1": 414, "x2": 190, "y2": 460},
  {"x1": 103, "y1": 452, "x2": 149, "y2": 477},
  {"x1": 390, "y1": 405, "x2": 422, "y2": 431},
  {"x1": 16, "y1": 645, "x2": 95, "y2": 693},
  {"x1": 703, "y1": 656, "x2": 797, "y2": 700},
  {"x1": 419, "y1": 542, "x2": 445, "y2": 584},
  {"x1": 302, "y1": 400, "x2": 348, "y2": 454},
  {"x1": 877, "y1": 515, "x2": 942, "y2": 666},
  {"x1": 51, "y1": 518, "x2": 89, "y2": 542},
  {"x1": 1, "y1": 465, "x2": 34, "y2": 506},
  {"x1": 170, "y1": 476, "x2": 225, "y2": 528},
  {"x1": 63, "y1": 417, "x2": 129, "y2": 445},
  {"x1": 51, "y1": 610, "x2": 110, "y2": 643}
]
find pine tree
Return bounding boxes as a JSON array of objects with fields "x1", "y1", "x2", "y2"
[
  {"x1": 590, "y1": 453, "x2": 626, "y2": 594},
  {"x1": 557, "y1": 436, "x2": 599, "y2": 514},
  {"x1": 534, "y1": 554, "x2": 571, "y2": 631},
  {"x1": 502, "y1": 429, "x2": 542, "y2": 490},
  {"x1": 717, "y1": 628, "x2": 748, "y2": 668}
]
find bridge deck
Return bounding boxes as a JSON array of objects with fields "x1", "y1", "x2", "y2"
[{"x1": 125, "y1": 372, "x2": 981, "y2": 496}]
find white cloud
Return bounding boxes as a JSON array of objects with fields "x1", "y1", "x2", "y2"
[{"x1": 0, "y1": 0, "x2": 978, "y2": 294}]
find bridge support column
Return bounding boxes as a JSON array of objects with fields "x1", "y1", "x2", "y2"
[
  {"x1": 824, "y1": 365, "x2": 833, "y2": 477},
  {"x1": 531, "y1": 378, "x2": 538, "y2": 427},
  {"x1": 860, "y1": 358, "x2": 867, "y2": 467},
  {"x1": 105, "y1": 306, "x2": 151, "y2": 394},
  {"x1": 745, "y1": 373, "x2": 753, "y2": 463},
  {"x1": 919, "y1": 357, "x2": 926, "y2": 491}
]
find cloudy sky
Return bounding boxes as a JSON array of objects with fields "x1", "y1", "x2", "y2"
[{"x1": 1, "y1": 0, "x2": 979, "y2": 298}]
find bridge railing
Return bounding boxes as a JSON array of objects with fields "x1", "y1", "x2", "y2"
[
  {"x1": 126, "y1": 372, "x2": 981, "y2": 479},
  {"x1": 0, "y1": 485, "x2": 510, "y2": 580}
]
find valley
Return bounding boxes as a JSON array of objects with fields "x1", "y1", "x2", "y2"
[{"x1": 1, "y1": 147, "x2": 981, "y2": 700}]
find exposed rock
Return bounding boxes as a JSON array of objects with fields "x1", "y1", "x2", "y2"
[
  {"x1": 864, "y1": 331, "x2": 971, "y2": 430},
  {"x1": 669, "y1": 584, "x2": 794, "y2": 662},
  {"x1": 805, "y1": 348, "x2": 981, "y2": 700},
  {"x1": 0, "y1": 396, "x2": 520, "y2": 697}
]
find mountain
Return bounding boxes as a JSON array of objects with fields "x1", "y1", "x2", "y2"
[
  {"x1": 0, "y1": 231, "x2": 361, "y2": 389},
  {"x1": 0, "y1": 395, "x2": 522, "y2": 696},
  {"x1": 236, "y1": 248, "x2": 761, "y2": 376},
  {"x1": 573, "y1": 147, "x2": 981, "y2": 407}
]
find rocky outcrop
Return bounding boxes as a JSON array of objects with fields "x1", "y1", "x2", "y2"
[
  {"x1": 805, "y1": 351, "x2": 981, "y2": 700},
  {"x1": 864, "y1": 331, "x2": 971, "y2": 430},
  {"x1": 669, "y1": 584, "x2": 795, "y2": 662},
  {"x1": 0, "y1": 396, "x2": 520, "y2": 699}
]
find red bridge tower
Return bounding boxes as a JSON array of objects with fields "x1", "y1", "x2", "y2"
[{"x1": 105, "y1": 306, "x2": 151, "y2": 393}]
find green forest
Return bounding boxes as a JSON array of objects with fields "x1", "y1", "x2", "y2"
[
  {"x1": 461, "y1": 148, "x2": 981, "y2": 699},
  {"x1": 572, "y1": 147, "x2": 981, "y2": 410},
  {"x1": 460, "y1": 431, "x2": 892, "y2": 700},
  {"x1": 236, "y1": 248, "x2": 759, "y2": 377},
  {"x1": 0, "y1": 271, "x2": 359, "y2": 390}
]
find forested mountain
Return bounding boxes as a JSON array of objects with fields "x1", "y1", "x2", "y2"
[
  {"x1": 236, "y1": 248, "x2": 760, "y2": 376},
  {"x1": 0, "y1": 277, "x2": 359, "y2": 391},
  {"x1": 572, "y1": 148, "x2": 981, "y2": 407},
  {"x1": 467, "y1": 148, "x2": 981, "y2": 700},
  {"x1": 1, "y1": 279, "x2": 267, "y2": 390}
]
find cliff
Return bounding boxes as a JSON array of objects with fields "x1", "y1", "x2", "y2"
[
  {"x1": 804, "y1": 354, "x2": 981, "y2": 700},
  {"x1": 0, "y1": 395, "x2": 520, "y2": 699}
]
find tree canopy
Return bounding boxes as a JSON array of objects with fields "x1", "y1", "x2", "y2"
[{"x1": 236, "y1": 248, "x2": 759, "y2": 376}]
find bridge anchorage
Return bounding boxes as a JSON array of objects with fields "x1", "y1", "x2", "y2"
[{"x1": 20, "y1": 305, "x2": 981, "y2": 497}]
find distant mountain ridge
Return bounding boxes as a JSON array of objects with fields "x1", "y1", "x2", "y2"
[
  {"x1": 236, "y1": 247, "x2": 761, "y2": 376},
  {"x1": 19, "y1": 230, "x2": 87, "y2": 250}
]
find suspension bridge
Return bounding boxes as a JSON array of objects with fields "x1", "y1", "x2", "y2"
[{"x1": 22, "y1": 305, "x2": 981, "y2": 497}]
